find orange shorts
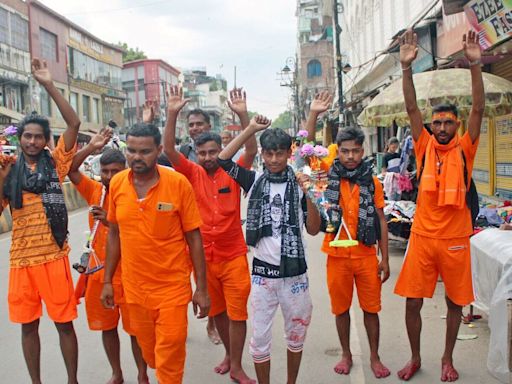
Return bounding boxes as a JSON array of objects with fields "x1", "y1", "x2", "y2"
[
  {"x1": 207, "y1": 255, "x2": 250, "y2": 320},
  {"x1": 394, "y1": 232, "x2": 473, "y2": 306},
  {"x1": 84, "y1": 278, "x2": 135, "y2": 334},
  {"x1": 128, "y1": 303, "x2": 188, "y2": 383},
  {"x1": 8, "y1": 257, "x2": 77, "y2": 324},
  {"x1": 326, "y1": 255, "x2": 382, "y2": 315}
]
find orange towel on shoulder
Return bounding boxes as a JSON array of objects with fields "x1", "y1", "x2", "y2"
[{"x1": 421, "y1": 135, "x2": 465, "y2": 209}]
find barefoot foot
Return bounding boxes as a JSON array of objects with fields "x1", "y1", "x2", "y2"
[
  {"x1": 334, "y1": 355, "x2": 353, "y2": 375},
  {"x1": 398, "y1": 360, "x2": 421, "y2": 381},
  {"x1": 441, "y1": 362, "x2": 459, "y2": 382},
  {"x1": 230, "y1": 367, "x2": 256, "y2": 384},
  {"x1": 106, "y1": 376, "x2": 124, "y2": 384},
  {"x1": 214, "y1": 356, "x2": 230, "y2": 375},
  {"x1": 207, "y1": 324, "x2": 222, "y2": 345},
  {"x1": 371, "y1": 359, "x2": 391, "y2": 379}
]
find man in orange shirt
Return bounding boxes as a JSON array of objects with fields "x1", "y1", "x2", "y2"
[
  {"x1": 163, "y1": 86, "x2": 256, "y2": 383},
  {"x1": 395, "y1": 29, "x2": 484, "y2": 382},
  {"x1": 0, "y1": 59, "x2": 80, "y2": 383},
  {"x1": 101, "y1": 122, "x2": 210, "y2": 383},
  {"x1": 319, "y1": 126, "x2": 390, "y2": 379},
  {"x1": 68, "y1": 129, "x2": 148, "y2": 384}
]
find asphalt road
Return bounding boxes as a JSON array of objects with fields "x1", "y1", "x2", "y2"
[{"x1": 0, "y1": 207, "x2": 501, "y2": 383}]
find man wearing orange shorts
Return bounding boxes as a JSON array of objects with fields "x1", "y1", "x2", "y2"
[
  {"x1": 101, "y1": 122, "x2": 210, "y2": 383},
  {"x1": 162, "y1": 86, "x2": 256, "y2": 383},
  {"x1": 395, "y1": 29, "x2": 484, "y2": 382},
  {"x1": 0, "y1": 59, "x2": 80, "y2": 383},
  {"x1": 68, "y1": 129, "x2": 148, "y2": 384},
  {"x1": 320, "y1": 126, "x2": 390, "y2": 379}
]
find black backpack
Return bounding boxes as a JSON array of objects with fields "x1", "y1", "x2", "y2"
[
  {"x1": 179, "y1": 144, "x2": 193, "y2": 159},
  {"x1": 418, "y1": 149, "x2": 479, "y2": 227}
]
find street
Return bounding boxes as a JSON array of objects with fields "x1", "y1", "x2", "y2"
[{"x1": 0, "y1": 207, "x2": 500, "y2": 383}]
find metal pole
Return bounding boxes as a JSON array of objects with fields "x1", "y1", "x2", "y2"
[{"x1": 333, "y1": 0, "x2": 343, "y2": 128}]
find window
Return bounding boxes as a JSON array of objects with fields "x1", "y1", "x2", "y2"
[
  {"x1": 0, "y1": 8, "x2": 8, "y2": 45},
  {"x1": 54, "y1": 88, "x2": 65, "y2": 119},
  {"x1": 92, "y1": 98, "x2": 99, "y2": 123},
  {"x1": 82, "y1": 95, "x2": 90, "y2": 122},
  {"x1": 40, "y1": 88, "x2": 51, "y2": 117},
  {"x1": 68, "y1": 48, "x2": 122, "y2": 90},
  {"x1": 11, "y1": 14, "x2": 28, "y2": 51},
  {"x1": 307, "y1": 60, "x2": 322, "y2": 78},
  {"x1": 40, "y1": 28, "x2": 57, "y2": 61},
  {"x1": 70, "y1": 92, "x2": 79, "y2": 114}
]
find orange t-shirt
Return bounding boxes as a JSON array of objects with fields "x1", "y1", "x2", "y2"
[
  {"x1": 74, "y1": 175, "x2": 122, "y2": 284},
  {"x1": 107, "y1": 166, "x2": 203, "y2": 309},
  {"x1": 4, "y1": 139, "x2": 76, "y2": 268},
  {"x1": 322, "y1": 176, "x2": 385, "y2": 258},
  {"x1": 412, "y1": 129, "x2": 478, "y2": 239},
  {"x1": 172, "y1": 153, "x2": 248, "y2": 263}
]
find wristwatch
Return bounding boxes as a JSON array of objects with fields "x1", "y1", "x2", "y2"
[{"x1": 469, "y1": 59, "x2": 481, "y2": 66}]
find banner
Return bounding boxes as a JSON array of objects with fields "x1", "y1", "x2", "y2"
[{"x1": 464, "y1": 0, "x2": 512, "y2": 50}]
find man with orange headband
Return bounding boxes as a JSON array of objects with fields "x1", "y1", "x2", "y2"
[{"x1": 395, "y1": 29, "x2": 484, "y2": 382}]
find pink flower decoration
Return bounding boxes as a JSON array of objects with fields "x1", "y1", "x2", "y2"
[
  {"x1": 296, "y1": 130, "x2": 308, "y2": 138},
  {"x1": 300, "y1": 143, "x2": 315, "y2": 157},
  {"x1": 314, "y1": 145, "x2": 328, "y2": 158}
]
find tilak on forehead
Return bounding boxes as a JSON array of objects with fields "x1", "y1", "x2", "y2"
[{"x1": 432, "y1": 111, "x2": 458, "y2": 122}]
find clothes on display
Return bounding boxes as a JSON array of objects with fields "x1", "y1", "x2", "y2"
[{"x1": 384, "y1": 200, "x2": 416, "y2": 241}]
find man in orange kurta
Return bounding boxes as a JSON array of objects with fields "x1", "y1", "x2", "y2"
[
  {"x1": 101, "y1": 123, "x2": 210, "y2": 383},
  {"x1": 320, "y1": 127, "x2": 390, "y2": 379},
  {"x1": 395, "y1": 29, "x2": 485, "y2": 382},
  {"x1": 68, "y1": 129, "x2": 148, "y2": 384},
  {"x1": 163, "y1": 86, "x2": 256, "y2": 383},
  {"x1": 0, "y1": 59, "x2": 81, "y2": 384}
]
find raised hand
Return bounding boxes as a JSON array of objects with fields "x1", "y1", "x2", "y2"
[
  {"x1": 399, "y1": 29, "x2": 418, "y2": 67},
  {"x1": 31, "y1": 58, "x2": 53, "y2": 87},
  {"x1": 166, "y1": 85, "x2": 190, "y2": 114},
  {"x1": 142, "y1": 99, "x2": 157, "y2": 123},
  {"x1": 310, "y1": 91, "x2": 332, "y2": 114},
  {"x1": 463, "y1": 30, "x2": 482, "y2": 63},
  {"x1": 248, "y1": 115, "x2": 272, "y2": 132},
  {"x1": 89, "y1": 127, "x2": 113, "y2": 150},
  {"x1": 227, "y1": 88, "x2": 248, "y2": 115}
]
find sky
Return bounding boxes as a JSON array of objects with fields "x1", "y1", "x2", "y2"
[{"x1": 40, "y1": 0, "x2": 298, "y2": 119}]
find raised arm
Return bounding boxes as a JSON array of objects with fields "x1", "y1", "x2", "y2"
[
  {"x1": 32, "y1": 58, "x2": 80, "y2": 151},
  {"x1": 305, "y1": 91, "x2": 332, "y2": 143},
  {"x1": 68, "y1": 128, "x2": 113, "y2": 184},
  {"x1": 228, "y1": 88, "x2": 257, "y2": 164},
  {"x1": 463, "y1": 30, "x2": 485, "y2": 143},
  {"x1": 163, "y1": 86, "x2": 191, "y2": 166},
  {"x1": 218, "y1": 115, "x2": 271, "y2": 161},
  {"x1": 399, "y1": 30, "x2": 423, "y2": 141},
  {"x1": 142, "y1": 99, "x2": 157, "y2": 124}
]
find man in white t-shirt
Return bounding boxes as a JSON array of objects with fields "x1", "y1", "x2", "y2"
[{"x1": 218, "y1": 115, "x2": 321, "y2": 384}]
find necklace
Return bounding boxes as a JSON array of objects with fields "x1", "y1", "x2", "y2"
[{"x1": 435, "y1": 150, "x2": 443, "y2": 175}]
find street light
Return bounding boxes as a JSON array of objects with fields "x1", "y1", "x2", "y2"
[{"x1": 278, "y1": 57, "x2": 300, "y2": 135}]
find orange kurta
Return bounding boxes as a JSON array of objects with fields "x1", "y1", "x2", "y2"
[
  {"x1": 107, "y1": 165, "x2": 202, "y2": 383},
  {"x1": 6, "y1": 138, "x2": 77, "y2": 324},
  {"x1": 412, "y1": 129, "x2": 478, "y2": 239}
]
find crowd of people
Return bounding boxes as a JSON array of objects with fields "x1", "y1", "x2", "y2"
[{"x1": 0, "y1": 29, "x2": 485, "y2": 384}]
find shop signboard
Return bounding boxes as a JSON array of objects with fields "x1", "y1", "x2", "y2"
[{"x1": 464, "y1": 0, "x2": 512, "y2": 50}]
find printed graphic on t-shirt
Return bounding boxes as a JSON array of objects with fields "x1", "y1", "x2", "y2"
[{"x1": 270, "y1": 194, "x2": 283, "y2": 239}]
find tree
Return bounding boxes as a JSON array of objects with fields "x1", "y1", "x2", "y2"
[
  {"x1": 272, "y1": 111, "x2": 292, "y2": 130},
  {"x1": 118, "y1": 42, "x2": 147, "y2": 62}
]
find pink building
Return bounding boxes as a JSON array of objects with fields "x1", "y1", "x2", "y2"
[{"x1": 122, "y1": 59, "x2": 180, "y2": 127}]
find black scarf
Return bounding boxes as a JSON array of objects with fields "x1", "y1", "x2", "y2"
[
  {"x1": 3, "y1": 150, "x2": 68, "y2": 249},
  {"x1": 325, "y1": 159, "x2": 380, "y2": 246},
  {"x1": 246, "y1": 165, "x2": 307, "y2": 278}
]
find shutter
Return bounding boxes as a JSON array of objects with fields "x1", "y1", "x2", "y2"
[
  {"x1": 495, "y1": 115, "x2": 512, "y2": 200},
  {"x1": 472, "y1": 118, "x2": 494, "y2": 196}
]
